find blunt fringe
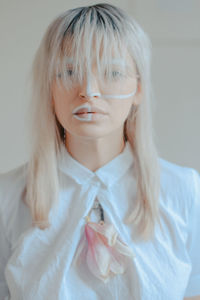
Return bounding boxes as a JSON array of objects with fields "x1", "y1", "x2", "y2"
[{"x1": 24, "y1": 3, "x2": 161, "y2": 242}]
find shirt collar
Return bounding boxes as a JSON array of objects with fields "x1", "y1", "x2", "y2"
[{"x1": 57, "y1": 141, "x2": 134, "y2": 188}]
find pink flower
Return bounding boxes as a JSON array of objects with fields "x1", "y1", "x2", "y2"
[{"x1": 74, "y1": 220, "x2": 135, "y2": 283}]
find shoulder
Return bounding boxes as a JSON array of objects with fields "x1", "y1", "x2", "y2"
[
  {"x1": 0, "y1": 163, "x2": 30, "y2": 236},
  {"x1": 158, "y1": 157, "x2": 199, "y2": 214},
  {"x1": 0, "y1": 162, "x2": 28, "y2": 188},
  {"x1": 159, "y1": 157, "x2": 198, "y2": 192},
  {"x1": 0, "y1": 162, "x2": 28, "y2": 207}
]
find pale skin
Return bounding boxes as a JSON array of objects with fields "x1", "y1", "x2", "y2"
[{"x1": 52, "y1": 51, "x2": 142, "y2": 172}]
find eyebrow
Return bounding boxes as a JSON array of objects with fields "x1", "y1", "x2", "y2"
[
  {"x1": 110, "y1": 58, "x2": 127, "y2": 65},
  {"x1": 64, "y1": 57, "x2": 74, "y2": 63},
  {"x1": 64, "y1": 57, "x2": 127, "y2": 66}
]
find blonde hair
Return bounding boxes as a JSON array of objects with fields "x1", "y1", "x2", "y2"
[{"x1": 25, "y1": 3, "x2": 161, "y2": 241}]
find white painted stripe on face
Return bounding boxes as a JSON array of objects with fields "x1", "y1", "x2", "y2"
[
  {"x1": 86, "y1": 72, "x2": 101, "y2": 98},
  {"x1": 103, "y1": 89, "x2": 137, "y2": 99}
]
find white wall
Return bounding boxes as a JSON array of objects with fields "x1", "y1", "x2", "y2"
[
  {"x1": 0, "y1": 0, "x2": 199, "y2": 173},
  {"x1": 131, "y1": 0, "x2": 200, "y2": 171}
]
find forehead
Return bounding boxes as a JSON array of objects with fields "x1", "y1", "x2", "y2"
[{"x1": 61, "y1": 34, "x2": 135, "y2": 66}]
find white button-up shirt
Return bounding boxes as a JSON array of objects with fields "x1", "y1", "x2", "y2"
[{"x1": 0, "y1": 141, "x2": 200, "y2": 299}]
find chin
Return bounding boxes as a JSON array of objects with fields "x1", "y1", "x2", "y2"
[{"x1": 71, "y1": 128, "x2": 111, "y2": 139}]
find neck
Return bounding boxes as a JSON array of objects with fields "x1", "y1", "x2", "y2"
[{"x1": 65, "y1": 127, "x2": 126, "y2": 172}]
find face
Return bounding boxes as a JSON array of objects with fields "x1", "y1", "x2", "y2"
[{"x1": 52, "y1": 51, "x2": 141, "y2": 141}]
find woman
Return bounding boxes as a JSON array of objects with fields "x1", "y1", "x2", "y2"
[{"x1": 0, "y1": 3, "x2": 199, "y2": 299}]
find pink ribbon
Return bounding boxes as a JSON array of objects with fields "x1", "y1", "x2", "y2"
[{"x1": 74, "y1": 219, "x2": 135, "y2": 283}]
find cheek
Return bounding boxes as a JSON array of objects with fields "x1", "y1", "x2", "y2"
[
  {"x1": 110, "y1": 100, "x2": 133, "y2": 122},
  {"x1": 125, "y1": 77, "x2": 138, "y2": 91},
  {"x1": 53, "y1": 90, "x2": 75, "y2": 123}
]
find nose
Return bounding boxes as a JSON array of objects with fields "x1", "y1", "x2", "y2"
[{"x1": 79, "y1": 73, "x2": 101, "y2": 99}]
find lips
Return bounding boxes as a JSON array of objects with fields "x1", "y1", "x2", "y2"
[
  {"x1": 75, "y1": 108, "x2": 95, "y2": 114},
  {"x1": 72, "y1": 103, "x2": 106, "y2": 115}
]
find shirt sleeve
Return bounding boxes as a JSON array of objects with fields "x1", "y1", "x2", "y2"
[
  {"x1": 184, "y1": 168, "x2": 200, "y2": 297},
  {"x1": 0, "y1": 211, "x2": 11, "y2": 299},
  {"x1": 0, "y1": 175, "x2": 12, "y2": 299}
]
